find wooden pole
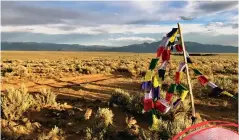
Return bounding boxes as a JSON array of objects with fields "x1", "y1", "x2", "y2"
[{"x1": 177, "y1": 23, "x2": 196, "y2": 118}]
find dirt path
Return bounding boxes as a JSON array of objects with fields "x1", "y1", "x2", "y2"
[{"x1": 1, "y1": 74, "x2": 237, "y2": 123}]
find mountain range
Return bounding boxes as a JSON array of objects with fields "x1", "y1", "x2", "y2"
[{"x1": 1, "y1": 41, "x2": 238, "y2": 53}]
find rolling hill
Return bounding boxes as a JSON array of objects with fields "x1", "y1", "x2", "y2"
[{"x1": 1, "y1": 41, "x2": 238, "y2": 53}]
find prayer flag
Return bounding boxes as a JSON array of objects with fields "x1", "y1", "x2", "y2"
[
  {"x1": 207, "y1": 81, "x2": 218, "y2": 88},
  {"x1": 149, "y1": 58, "x2": 159, "y2": 70},
  {"x1": 175, "y1": 44, "x2": 183, "y2": 52},
  {"x1": 144, "y1": 99, "x2": 154, "y2": 112},
  {"x1": 198, "y1": 75, "x2": 209, "y2": 85},
  {"x1": 167, "y1": 28, "x2": 178, "y2": 38},
  {"x1": 193, "y1": 69, "x2": 202, "y2": 76},
  {"x1": 158, "y1": 69, "x2": 166, "y2": 81},
  {"x1": 157, "y1": 47, "x2": 164, "y2": 57},
  {"x1": 153, "y1": 74, "x2": 161, "y2": 88},
  {"x1": 165, "y1": 93, "x2": 173, "y2": 103},
  {"x1": 176, "y1": 84, "x2": 187, "y2": 92},
  {"x1": 152, "y1": 87, "x2": 160, "y2": 100},
  {"x1": 173, "y1": 99, "x2": 181, "y2": 108},
  {"x1": 160, "y1": 37, "x2": 169, "y2": 47},
  {"x1": 211, "y1": 87, "x2": 223, "y2": 96},
  {"x1": 162, "y1": 49, "x2": 171, "y2": 61},
  {"x1": 144, "y1": 70, "x2": 153, "y2": 81},
  {"x1": 168, "y1": 84, "x2": 176, "y2": 93},
  {"x1": 155, "y1": 99, "x2": 170, "y2": 114},
  {"x1": 221, "y1": 91, "x2": 234, "y2": 98},
  {"x1": 175, "y1": 72, "x2": 181, "y2": 84},
  {"x1": 141, "y1": 81, "x2": 152, "y2": 90},
  {"x1": 180, "y1": 90, "x2": 189, "y2": 101}
]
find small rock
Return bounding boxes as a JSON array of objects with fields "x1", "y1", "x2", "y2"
[
  {"x1": 67, "y1": 122, "x2": 73, "y2": 126},
  {"x1": 84, "y1": 108, "x2": 92, "y2": 120},
  {"x1": 113, "y1": 103, "x2": 118, "y2": 107}
]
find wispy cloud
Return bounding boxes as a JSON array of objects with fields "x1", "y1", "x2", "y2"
[{"x1": 1, "y1": 1, "x2": 238, "y2": 46}]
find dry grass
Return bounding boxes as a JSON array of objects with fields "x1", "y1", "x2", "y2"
[{"x1": 1, "y1": 51, "x2": 237, "y2": 139}]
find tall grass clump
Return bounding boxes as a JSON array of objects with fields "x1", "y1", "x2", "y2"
[
  {"x1": 85, "y1": 108, "x2": 114, "y2": 140},
  {"x1": 110, "y1": 88, "x2": 143, "y2": 114},
  {"x1": 1, "y1": 85, "x2": 35, "y2": 120},
  {"x1": 35, "y1": 88, "x2": 57, "y2": 107}
]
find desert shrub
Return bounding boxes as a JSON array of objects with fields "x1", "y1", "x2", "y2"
[
  {"x1": 95, "y1": 108, "x2": 114, "y2": 128},
  {"x1": 35, "y1": 88, "x2": 58, "y2": 107},
  {"x1": 14, "y1": 66, "x2": 29, "y2": 77},
  {"x1": 38, "y1": 126, "x2": 65, "y2": 140},
  {"x1": 1, "y1": 118, "x2": 41, "y2": 139},
  {"x1": 110, "y1": 88, "x2": 131, "y2": 108},
  {"x1": 110, "y1": 88, "x2": 144, "y2": 114},
  {"x1": 85, "y1": 108, "x2": 114, "y2": 140},
  {"x1": 1, "y1": 85, "x2": 35, "y2": 120}
]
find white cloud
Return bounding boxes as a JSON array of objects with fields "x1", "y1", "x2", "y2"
[
  {"x1": 108, "y1": 36, "x2": 156, "y2": 42},
  {"x1": 2, "y1": 23, "x2": 237, "y2": 36}
]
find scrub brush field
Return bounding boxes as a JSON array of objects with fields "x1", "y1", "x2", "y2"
[{"x1": 1, "y1": 51, "x2": 238, "y2": 139}]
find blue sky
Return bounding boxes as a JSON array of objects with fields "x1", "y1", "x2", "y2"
[{"x1": 1, "y1": 1, "x2": 238, "y2": 46}]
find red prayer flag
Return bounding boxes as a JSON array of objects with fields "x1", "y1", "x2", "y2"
[
  {"x1": 175, "y1": 44, "x2": 183, "y2": 52},
  {"x1": 157, "y1": 47, "x2": 164, "y2": 57},
  {"x1": 165, "y1": 92, "x2": 173, "y2": 103},
  {"x1": 155, "y1": 100, "x2": 166, "y2": 113},
  {"x1": 198, "y1": 75, "x2": 209, "y2": 85},
  {"x1": 175, "y1": 72, "x2": 180, "y2": 84},
  {"x1": 162, "y1": 49, "x2": 171, "y2": 61},
  {"x1": 143, "y1": 99, "x2": 154, "y2": 112}
]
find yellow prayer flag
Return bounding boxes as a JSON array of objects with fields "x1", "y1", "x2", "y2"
[
  {"x1": 153, "y1": 74, "x2": 161, "y2": 87},
  {"x1": 180, "y1": 90, "x2": 189, "y2": 101},
  {"x1": 169, "y1": 30, "x2": 178, "y2": 43},
  {"x1": 145, "y1": 70, "x2": 153, "y2": 81},
  {"x1": 221, "y1": 91, "x2": 233, "y2": 97}
]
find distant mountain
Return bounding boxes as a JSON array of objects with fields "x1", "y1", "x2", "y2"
[
  {"x1": 1, "y1": 42, "x2": 108, "y2": 51},
  {"x1": 103, "y1": 41, "x2": 238, "y2": 53},
  {"x1": 1, "y1": 41, "x2": 238, "y2": 53}
]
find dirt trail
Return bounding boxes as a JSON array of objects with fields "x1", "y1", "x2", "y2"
[{"x1": 1, "y1": 74, "x2": 237, "y2": 123}]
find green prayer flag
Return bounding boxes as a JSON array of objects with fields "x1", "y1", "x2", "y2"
[
  {"x1": 193, "y1": 69, "x2": 202, "y2": 76},
  {"x1": 149, "y1": 58, "x2": 159, "y2": 70},
  {"x1": 176, "y1": 84, "x2": 187, "y2": 92},
  {"x1": 167, "y1": 84, "x2": 176, "y2": 93}
]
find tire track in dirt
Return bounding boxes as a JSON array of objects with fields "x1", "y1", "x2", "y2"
[{"x1": 1, "y1": 74, "x2": 237, "y2": 123}]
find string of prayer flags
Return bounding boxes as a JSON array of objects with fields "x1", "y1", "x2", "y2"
[
  {"x1": 157, "y1": 47, "x2": 164, "y2": 57},
  {"x1": 149, "y1": 58, "x2": 159, "y2": 70},
  {"x1": 155, "y1": 99, "x2": 171, "y2": 114},
  {"x1": 144, "y1": 70, "x2": 153, "y2": 81},
  {"x1": 144, "y1": 90, "x2": 154, "y2": 112},
  {"x1": 184, "y1": 51, "x2": 236, "y2": 100},
  {"x1": 197, "y1": 75, "x2": 209, "y2": 86}
]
